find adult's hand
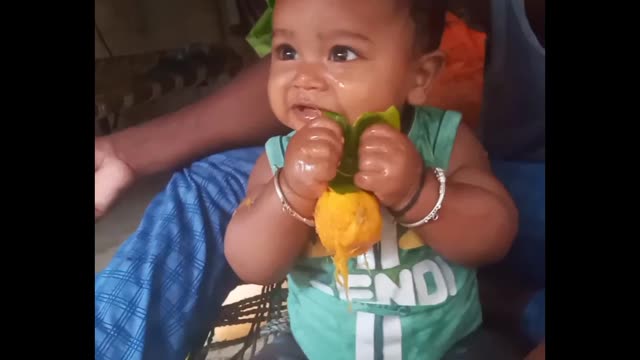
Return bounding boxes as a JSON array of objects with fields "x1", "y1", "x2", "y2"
[
  {"x1": 95, "y1": 136, "x2": 135, "y2": 220},
  {"x1": 93, "y1": 58, "x2": 282, "y2": 220}
]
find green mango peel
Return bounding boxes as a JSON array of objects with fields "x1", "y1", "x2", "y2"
[{"x1": 324, "y1": 106, "x2": 401, "y2": 194}]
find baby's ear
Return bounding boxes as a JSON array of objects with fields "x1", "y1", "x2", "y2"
[{"x1": 407, "y1": 50, "x2": 445, "y2": 106}]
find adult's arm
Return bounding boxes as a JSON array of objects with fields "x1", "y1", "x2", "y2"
[{"x1": 108, "y1": 56, "x2": 287, "y2": 178}]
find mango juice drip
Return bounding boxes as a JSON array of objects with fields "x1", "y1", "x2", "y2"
[
  {"x1": 314, "y1": 188, "x2": 383, "y2": 301},
  {"x1": 314, "y1": 106, "x2": 398, "y2": 303}
]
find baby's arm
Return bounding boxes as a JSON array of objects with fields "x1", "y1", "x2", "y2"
[
  {"x1": 224, "y1": 152, "x2": 315, "y2": 285},
  {"x1": 225, "y1": 118, "x2": 344, "y2": 285},
  {"x1": 398, "y1": 123, "x2": 518, "y2": 267}
]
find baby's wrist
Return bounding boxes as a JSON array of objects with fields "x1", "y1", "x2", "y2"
[
  {"x1": 390, "y1": 164, "x2": 427, "y2": 217},
  {"x1": 396, "y1": 169, "x2": 441, "y2": 225},
  {"x1": 396, "y1": 168, "x2": 446, "y2": 228},
  {"x1": 279, "y1": 173, "x2": 317, "y2": 219}
]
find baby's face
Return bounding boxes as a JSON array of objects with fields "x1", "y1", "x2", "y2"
[{"x1": 268, "y1": 0, "x2": 420, "y2": 130}]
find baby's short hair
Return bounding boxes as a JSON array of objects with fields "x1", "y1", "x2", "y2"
[{"x1": 408, "y1": 0, "x2": 447, "y2": 52}]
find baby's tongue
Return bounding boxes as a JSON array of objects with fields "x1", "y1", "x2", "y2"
[{"x1": 301, "y1": 106, "x2": 321, "y2": 120}]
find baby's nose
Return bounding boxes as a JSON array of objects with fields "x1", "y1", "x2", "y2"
[{"x1": 292, "y1": 64, "x2": 328, "y2": 91}]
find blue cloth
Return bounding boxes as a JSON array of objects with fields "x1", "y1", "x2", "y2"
[
  {"x1": 95, "y1": 147, "x2": 262, "y2": 360},
  {"x1": 491, "y1": 160, "x2": 545, "y2": 288},
  {"x1": 491, "y1": 160, "x2": 545, "y2": 344},
  {"x1": 479, "y1": 0, "x2": 545, "y2": 162},
  {"x1": 522, "y1": 289, "x2": 545, "y2": 345}
]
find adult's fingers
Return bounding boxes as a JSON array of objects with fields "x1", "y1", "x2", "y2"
[{"x1": 94, "y1": 159, "x2": 133, "y2": 220}]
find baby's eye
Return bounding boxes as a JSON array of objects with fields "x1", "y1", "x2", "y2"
[
  {"x1": 329, "y1": 46, "x2": 358, "y2": 62},
  {"x1": 275, "y1": 44, "x2": 298, "y2": 61}
]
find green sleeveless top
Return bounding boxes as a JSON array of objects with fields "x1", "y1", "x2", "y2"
[{"x1": 264, "y1": 106, "x2": 482, "y2": 360}]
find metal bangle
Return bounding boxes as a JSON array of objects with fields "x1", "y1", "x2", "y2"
[
  {"x1": 396, "y1": 168, "x2": 446, "y2": 228},
  {"x1": 273, "y1": 168, "x2": 315, "y2": 227}
]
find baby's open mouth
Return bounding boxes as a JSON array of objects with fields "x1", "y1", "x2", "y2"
[{"x1": 292, "y1": 105, "x2": 322, "y2": 120}]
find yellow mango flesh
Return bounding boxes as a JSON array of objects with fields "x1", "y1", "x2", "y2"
[{"x1": 314, "y1": 189, "x2": 383, "y2": 299}]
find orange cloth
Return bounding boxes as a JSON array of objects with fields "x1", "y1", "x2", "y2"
[{"x1": 425, "y1": 12, "x2": 487, "y2": 129}]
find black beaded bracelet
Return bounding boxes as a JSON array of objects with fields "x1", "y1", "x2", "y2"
[{"x1": 390, "y1": 164, "x2": 427, "y2": 218}]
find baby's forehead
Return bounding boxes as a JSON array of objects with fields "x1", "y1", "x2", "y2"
[
  {"x1": 275, "y1": 0, "x2": 410, "y2": 20},
  {"x1": 272, "y1": 0, "x2": 414, "y2": 36}
]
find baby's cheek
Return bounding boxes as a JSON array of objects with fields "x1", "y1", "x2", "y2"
[{"x1": 267, "y1": 78, "x2": 289, "y2": 123}]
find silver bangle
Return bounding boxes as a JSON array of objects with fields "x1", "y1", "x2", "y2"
[
  {"x1": 273, "y1": 168, "x2": 315, "y2": 227},
  {"x1": 396, "y1": 168, "x2": 446, "y2": 228}
]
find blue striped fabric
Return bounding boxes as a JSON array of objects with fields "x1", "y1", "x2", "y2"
[{"x1": 95, "y1": 147, "x2": 262, "y2": 360}]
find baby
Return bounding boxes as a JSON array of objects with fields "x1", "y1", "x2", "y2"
[{"x1": 225, "y1": 0, "x2": 519, "y2": 359}]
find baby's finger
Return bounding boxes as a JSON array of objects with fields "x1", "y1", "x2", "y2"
[
  {"x1": 358, "y1": 137, "x2": 395, "y2": 157},
  {"x1": 358, "y1": 153, "x2": 386, "y2": 173},
  {"x1": 304, "y1": 126, "x2": 343, "y2": 151},
  {"x1": 354, "y1": 171, "x2": 381, "y2": 192},
  {"x1": 308, "y1": 117, "x2": 345, "y2": 143},
  {"x1": 302, "y1": 138, "x2": 342, "y2": 160},
  {"x1": 360, "y1": 123, "x2": 398, "y2": 141},
  {"x1": 313, "y1": 161, "x2": 339, "y2": 182}
]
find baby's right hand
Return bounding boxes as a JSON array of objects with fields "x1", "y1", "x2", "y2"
[{"x1": 282, "y1": 118, "x2": 344, "y2": 201}]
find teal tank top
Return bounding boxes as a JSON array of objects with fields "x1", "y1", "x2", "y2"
[{"x1": 264, "y1": 106, "x2": 482, "y2": 360}]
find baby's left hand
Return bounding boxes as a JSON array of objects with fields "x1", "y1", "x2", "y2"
[{"x1": 354, "y1": 124, "x2": 424, "y2": 211}]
